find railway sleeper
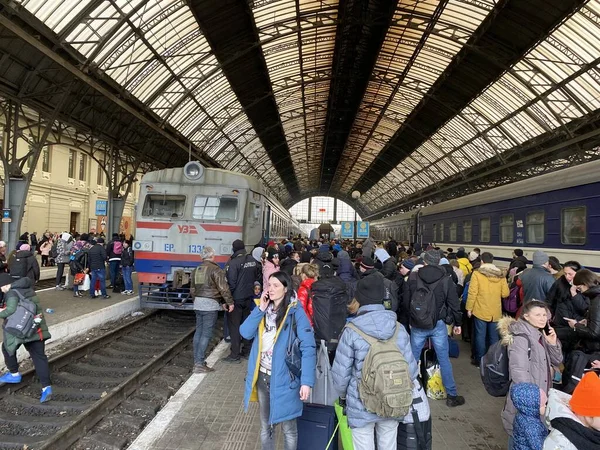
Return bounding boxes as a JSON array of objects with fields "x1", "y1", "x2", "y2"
[
  {"x1": 51, "y1": 372, "x2": 122, "y2": 390},
  {"x1": 115, "y1": 397, "x2": 160, "y2": 419},
  {"x1": 0, "y1": 395, "x2": 88, "y2": 417},
  {"x1": 20, "y1": 385, "x2": 105, "y2": 402},
  {"x1": 76, "y1": 431, "x2": 128, "y2": 450},
  {"x1": 83, "y1": 353, "x2": 150, "y2": 368},
  {"x1": 65, "y1": 362, "x2": 137, "y2": 378}
]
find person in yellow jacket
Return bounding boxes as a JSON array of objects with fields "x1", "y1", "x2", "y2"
[
  {"x1": 466, "y1": 252, "x2": 509, "y2": 366},
  {"x1": 456, "y1": 250, "x2": 473, "y2": 278}
]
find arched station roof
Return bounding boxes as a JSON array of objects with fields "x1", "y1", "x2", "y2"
[{"x1": 3, "y1": 0, "x2": 600, "y2": 218}]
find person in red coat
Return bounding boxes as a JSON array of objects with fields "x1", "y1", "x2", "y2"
[{"x1": 297, "y1": 263, "x2": 319, "y2": 326}]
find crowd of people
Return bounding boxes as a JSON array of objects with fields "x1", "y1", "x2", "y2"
[{"x1": 192, "y1": 235, "x2": 600, "y2": 449}]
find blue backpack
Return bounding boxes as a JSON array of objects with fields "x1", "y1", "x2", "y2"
[{"x1": 461, "y1": 281, "x2": 470, "y2": 306}]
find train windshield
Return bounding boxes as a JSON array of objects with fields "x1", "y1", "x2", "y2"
[
  {"x1": 142, "y1": 195, "x2": 186, "y2": 218},
  {"x1": 193, "y1": 196, "x2": 238, "y2": 221}
]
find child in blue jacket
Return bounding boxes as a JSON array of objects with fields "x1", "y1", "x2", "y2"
[{"x1": 511, "y1": 382, "x2": 548, "y2": 450}]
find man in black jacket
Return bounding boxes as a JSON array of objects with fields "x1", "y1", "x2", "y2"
[
  {"x1": 88, "y1": 238, "x2": 110, "y2": 299},
  {"x1": 404, "y1": 250, "x2": 465, "y2": 407},
  {"x1": 224, "y1": 239, "x2": 260, "y2": 362}
]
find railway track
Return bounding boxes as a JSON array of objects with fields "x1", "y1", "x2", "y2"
[{"x1": 0, "y1": 310, "x2": 209, "y2": 450}]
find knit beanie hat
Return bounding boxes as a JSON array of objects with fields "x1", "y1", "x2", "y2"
[
  {"x1": 20, "y1": 244, "x2": 31, "y2": 252},
  {"x1": 570, "y1": 372, "x2": 600, "y2": 417},
  {"x1": 440, "y1": 258, "x2": 450, "y2": 265},
  {"x1": 423, "y1": 250, "x2": 440, "y2": 266},
  {"x1": 468, "y1": 251, "x2": 479, "y2": 262},
  {"x1": 456, "y1": 250, "x2": 467, "y2": 259},
  {"x1": 355, "y1": 275, "x2": 384, "y2": 306},
  {"x1": 402, "y1": 259, "x2": 416, "y2": 271},
  {"x1": 532, "y1": 250, "x2": 549, "y2": 267},
  {"x1": 232, "y1": 239, "x2": 245, "y2": 252},
  {"x1": 360, "y1": 256, "x2": 375, "y2": 270}
]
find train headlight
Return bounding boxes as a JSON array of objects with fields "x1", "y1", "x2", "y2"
[{"x1": 183, "y1": 161, "x2": 204, "y2": 181}]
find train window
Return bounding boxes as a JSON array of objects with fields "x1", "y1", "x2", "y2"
[
  {"x1": 142, "y1": 195, "x2": 186, "y2": 218},
  {"x1": 463, "y1": 220, "x2": 472, "y2": 242},
  {"x1": 439, "y1": 222, "x2": 444, "y2": 241},
  {"x1": 480, "y1": 217, "x2": 491, "y2": 243},
  {"x1": 526, "y1": 211, "x2": 545, "y2": 244},
  {"x1": 499, "y1": 215, "x2": 514, "y2": 243},
  {"x1": 561, "y1": 207, "x2": 586, "y2": 245},
  {"x1": 433, "y1": 224, "x2": 437, "y2": 242},
  {"x1": 449, "y1": 222, "x2": 457, "y2": 242},
  {"x1": 193, "y1": 196, "x2": 238, "y2": 221}
]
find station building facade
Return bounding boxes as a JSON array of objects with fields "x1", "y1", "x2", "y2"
[{"x1": 0, "y1": 143, "x2": 139, "y2": 239}]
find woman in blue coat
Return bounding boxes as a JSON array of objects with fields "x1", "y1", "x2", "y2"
[{"x1": 240, "y1": 271, "x2": 316, "y2": 450}]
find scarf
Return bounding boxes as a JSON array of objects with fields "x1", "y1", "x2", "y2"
[{"x1": 551, "y1": 417, "x2": 600, "y2": 450}]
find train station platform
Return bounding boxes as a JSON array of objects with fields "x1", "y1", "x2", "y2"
[
  {"x1": 0, "y1": 273, "x2": 143, "y2": 371},
  {"x1": 129, "y1": 338, "x2": 507, "y2": 450}
]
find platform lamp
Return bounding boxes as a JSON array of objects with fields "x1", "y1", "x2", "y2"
[{"x1": 351, "y1": 190, "x2": 361, "y2": 246}]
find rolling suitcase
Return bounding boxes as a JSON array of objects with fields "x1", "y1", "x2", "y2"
[
  {"x1": 419, "y1": 339, "x2": 436, "y2": 386},
  {"x1": 397, "y1": 411, "x2": 432, "y2": 450},
  {"x1": 297, "y1": 403, "x2": 339, "y2": 450}
]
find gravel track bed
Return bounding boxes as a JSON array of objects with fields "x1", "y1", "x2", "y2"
[{"x1": 0, "y1": 311, "x2": 199, "y2": 449}]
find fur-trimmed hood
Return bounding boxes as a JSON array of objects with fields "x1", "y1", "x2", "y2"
[
  {"x1": 498, "y1": 316, "x2": 539, "y2": 346},
  {"x1": 477, "y1": 263, "x2": 504, "y2": 279}
]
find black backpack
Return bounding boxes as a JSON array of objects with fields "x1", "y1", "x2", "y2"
[
  {"x1": 310, "y1": 275, "x2": 348, "y2": 352},
  {"x1": 480, "y1": 333, "x2": 531, "y2": 397},
  {"x1": 50, "y1": 242, "x2": 59, "y2": 259},
  {"x1": 4, "y1": 291, "x2": 39, "y2": 339},
  {"x1": 562, "y1": 350, "x2": 595, "y2": 394},
  {"x1": 410, "y1": 276, "x2": 446, "y2": 330}
]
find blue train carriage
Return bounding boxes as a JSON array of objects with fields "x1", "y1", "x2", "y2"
[
  {"x1": 133, "y1": 161, "x2": 299, "y2": 309},
  {"x1": 371, "y1": 159, "x2": 600, "y2": 271}
]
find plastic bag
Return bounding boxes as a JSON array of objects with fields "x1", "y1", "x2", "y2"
[
  {"x1": 425, "y1": 365, "x2": 446, "y2": 400},
  {"x1": 81, "y1": 274, "x2": 91, "y2": 291},
  {"x1": 309, "y1": 340, "x2": 337, "y2": 406},
  {"x1": 334, "y1": 399, "x2": 353, "y2": 450}
]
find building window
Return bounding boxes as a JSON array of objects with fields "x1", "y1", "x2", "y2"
[
  {"x1": 79, "y1": 153, "x2": 87, "y2": 181},
  {"x1": 526, "y1": 211, "x2": 545, "y2": 244},
  {"x1": 480, "y1": 217, "x2": 491, "y2": 243},
  {"x1": 97, "y1": 165, "x2": 103, "y2": 185},
  {"x1": 449, "y1": 222, "x2": 457, "y2": 242},
  {"x1": 439, "y1": 222, "x2": 444, "y2": 242},
  {"x1": 68, "y1": 150, "x2": 76, "y2": 178},
  {"x1": 499, "y1": 214, "x2": 514, "y2": 243},
  {"x1": 42, "y1": 147, "x2": 50, "y2": 172},
  {"x1": 561, "y1": 207, "x2": 586, "y2": 245},
  {"x1": 463, "y1": 220, "x2": 472, "y2": 242}
]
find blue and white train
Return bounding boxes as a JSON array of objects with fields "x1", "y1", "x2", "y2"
[
  {"x1": 133, "y1": 161, "x2": 301, "y2": 309},
  {"x1": 371, "y1": 159, "x2": 600, "y2": 271}
]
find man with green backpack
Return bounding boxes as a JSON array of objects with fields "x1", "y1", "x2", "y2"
[{"x1": 332, "y1": 274, "x2": 419, "y2": 449}]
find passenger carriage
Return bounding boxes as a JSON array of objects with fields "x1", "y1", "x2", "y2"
[{"x1": 371, "y1": 160, "x2": 600, "y2": 271}]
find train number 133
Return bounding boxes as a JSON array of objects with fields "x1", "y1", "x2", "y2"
[{"x1": 188, "y1": 244, "x2": 204, "y2": 254}]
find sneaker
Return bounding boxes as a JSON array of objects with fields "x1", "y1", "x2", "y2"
[
  {"x1": 55, "y1": 286, "x2": 64, "y2": 291},
  {"x1": 90, "y1": 296, "x2": 97, "y2": 299},
  {"x1": 224, "y1": 337, "x2": 231, "y2": 343},
  {"x1": 470, "y1": 359, "x2": 480, "y2": 368},
  {"x1": 103, "y1": 295, "x2": 111, "y2": 299},
  {"x1": 193, "y1": 364, "x2": 215, "y2": 374},
  {"x1": 0, "y1": 372, "x2": 22, "y2": 384},
  {"x1": 446, "y1": 395, "x2": 466, "y2": 407},
  {"x1": 40, "y1": 386, "x2": 52, "y2": 403},
  {"x1": 223, "y1": 355, "x2": 241, "y2": 364}
]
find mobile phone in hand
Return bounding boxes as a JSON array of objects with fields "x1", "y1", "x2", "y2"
[{"x1": 543, "y1": 323, "x2": 551, "y2": 334}]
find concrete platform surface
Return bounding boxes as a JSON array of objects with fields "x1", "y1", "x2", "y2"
[{"x1": 130, "y1": 338, "x2": 508, "y2": 450}]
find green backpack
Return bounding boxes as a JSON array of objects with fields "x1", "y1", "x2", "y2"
[{"x1": 346, "y1": 322, "x2": 413, "y2": 418}]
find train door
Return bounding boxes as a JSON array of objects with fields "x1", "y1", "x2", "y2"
[{"x1": 244, "y1": 190, "x2": 263, "y2": 246}]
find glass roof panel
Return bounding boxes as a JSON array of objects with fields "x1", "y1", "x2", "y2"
[
  {"x1": 364, "y1": 1, "x2": 600, "y2": 214},
  {"x1": 334, "y1": 0, "x2": 496, "y2": 194}
]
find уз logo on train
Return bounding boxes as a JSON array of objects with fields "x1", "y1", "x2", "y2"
[{"x1": 177, "y1": 225, "x2": 199, "y2": 234}]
